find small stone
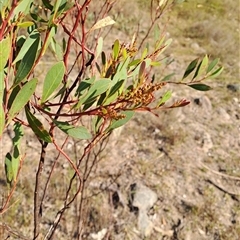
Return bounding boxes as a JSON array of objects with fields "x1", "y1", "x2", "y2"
[
  {"x1": 227, "y1": 84, "x2": 240, "y2": 92},
  {"x1": 90, "y1": 228, "x2": 107, "y2": 240},
  {"x1": 217, "y1": 107, "x2": 231, "y2": 120},
  {"x1": 202, "y1": 132, "x2": 213, "y2": 153},
  {"x1": 138, "y1": 212, "x2": 154, "y2": 237},
  {"x1": 132, "y1": 183, "x2": 158, "y2": 211},
  {"x1": 130, "y1": 183, "x2": 158, "y2": 238}
]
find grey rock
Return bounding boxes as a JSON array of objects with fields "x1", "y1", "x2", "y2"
[
  {"x1": 138, "y1": 211, "x2": 154, "y2": 237},
  {"x1": 227, "y1": 84, "x2": 240, "y2": 92},
  {"x1": 130, "y1": 183, "x2": 158, "y2": 237},
  {"x1": 132, "y1": 183, "x2": 158, "y2": 211}
]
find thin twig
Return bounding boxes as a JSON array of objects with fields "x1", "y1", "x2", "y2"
[
  {"x1": 200, "y1": 162, "x2": 240, "y2": 181},
  {"x1": 33, "y1": 142, "x2": 47, "y2": 239}
]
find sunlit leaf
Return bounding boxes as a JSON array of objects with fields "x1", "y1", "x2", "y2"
[
  {"x1": 0, "y1": 0, "x2": 9, "y2": 13},
  {"x1": 41, "y1": 61, "x2": 65, "y2": 103},
  {"x1": 5, "y1": 153, "x2": 13, "y2": 185},
  {"x1": 157, "y1": 90, "x2": 172, "y2": 106},
  {"x1": 13, "y1": 30, "x2": 39, "y2": 64},
  {"x1": 150, "y1": 61, "x2": 161, "y2": 66},
  {"x1": 155, "y1": 38, "x2": 172, "y2": 57},
  {"x1": 42, "y1": 26, "x2": 57, "y2": 56},
  {"x1": 12, "y1": 146, "x2": 20, "y2": 181},
  {"x1": 107, "y1": 111, "x2": 135, "y2": 131},
  {"x1": 13, "y1": 0, "x2": 33, "y2": 18},
  {"x1": 54, "y1": 121, "x2": 92, "y2": 139},
  {"x1": 96, "y1": 37, "x2": 103, "y2": 59},
  {"x1": 192, "y1": 55, "x2": 208, "y2": 80},
  {"x1": 13, "y1": 36, "x2": 40, "y2": 86},
  {"x1": 139, "y1": 61, "x2": 146, "y2": 80},
  {"x1": 103, "y1": 79, "x2": 125, "y2": 105},
  {"x1": 77, "y1": 78, "x2": 111, "y2": 108},
  {"x1": 161, "y1": 73, "x2": 175, "y2": 81},
  {"x1": 188, "y1": 83, "x2": 212, "y2": 91},
  {"x1": 209, "y1": 66, "x2": 224, "y2": 78},
  {"x1": 89, "y1": 16, "x2": 115, "y2": 33},
  {"x1": 113, "y1": 39, "x2": 120, "y2": 60},
  {"x1": 0, "y1": 70, "x2": 4, "y2": 101},
  {"x1": 12, "y1": 122, "x2": 24, "y2": 147},
  {"x1": 159, "y1": 0, "x2": 167, "y2": 7},
  {"x1": 17, "y1": 21, "x2": 34, "y2": 28},
  {"x1": 207, "y1": 58, "x2": 219, "y2": 73},
  {"x1": 0, "y1": 103, "x2": 5, "y2": 137},
  {"x1": 25, "y1": 107, "x2": 52, "y2": 142},
  {"x1": 75, "y1": 77, "x2": 95, "y2": 97},
  {"x1": 129, "y1": 59, "x2": 141, "y2": 67},
  {"x1": 0, "y1": 36, "x2": 11, "y2": 71},
  {"x1": 52, "y1": 0, "x2": 62, "y2": 21},
  {"x1": 141, "y1": 48, "x2": 148, "y2": 60},
  {"x1": 7, "y1": 78, "x2": 38, "y2": 124}
]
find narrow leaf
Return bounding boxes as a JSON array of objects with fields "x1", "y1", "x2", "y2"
[
  {"x1": 96, "y1": 37, "x2": 103, "y2": 59},
  {"x1": 42, "y1": 0, "x2": 53, "y2": 10},
  {"x1": 75, "y1": 77, "x2": 95, "y2": 97},
  {"x1": 192, "y1": 55, "x2": 208, "y2": 80},
  {"x1": 7, "y1": 78, "x2": 38, "y2": 124},
  {"x1": 188, "y1": 83, "x2": 212, "y2": 91},
  {"x1": 141, "y1": 48, "x2": 148, "y2": 60},
  {"x1": 0, "y1": 36, "x2": 11, "y2": 71},
  {"x1": 209, "y1": 66, "x2": 224, "y2": 78},
  {"x1": 207, "y1": 58, "x2": 219, "y2": 73},
  {"x1": 42, "y1": 26, "x2": 57, "y2": 56},
  {"x1": 107, "y1": 111, "x2": 135, "y2": 131},
  {"x1": 182, "y1": 58, "x2": 199, "y2": 79},
  {"x1": 77, "y1": 78, "x2": 111, "y2": 107},
  {"x1": 54, "y1": 121, "x2": 92, "y2": 140},
  {"x1": 0, "y1": 70, "x2": 4, "y2": 101},
  {"x1": 89, "y1": 16, "x2": 115, "y2": 33},
  {"x1": 17, "y1": 21, "x2": 34, "y2": 28},
  {"x1": 12, "y1": 122, "x2": 24, "y2": 147},
  {"x1": 13, "y1": 0, "x2": 32, "y2": 18},
  {"x1": 138, "y1": 61, "x2": 146, "y2": 80},
  {"x1": 0, "y1": 0, "x2": 9, "y2": 13},
  {"x1": 25, "y1": 107, "x2": 52, "y2": 142},
  {"x1": 155, "y1": 38, "x2": 172, "y2": 57},
  {"x1": 101, "y1": 51, "x2": 106, "y2": 65},
  {"x1": 5, "y1": 153, "x2": 13, "y2": 185},
  {"x1": 0, "y1": 103, "x2": 5, "y2": 137},
  {"x1": 12, "y1": 146, "x2": 20, "y2": 181},
  {"x1": 41, "y1": 61, "x2": 65, "y2": 103},
  {"x1": 13, "y1": 30, "x2": 40, "y2": 64},
  {"x1": 157, "y1": 90, "x2": 172, "y2": 106},
  {"x1": 161, "y1": 73, "x2": 175, "y2": 81},
  {"x1": 52, "y1": 0, "x2": 62, "y2": 21},
  {"x1": 14, "y1": 36, "x2": 40, "y2": 86},
  {"x1": 113, "y1": 39, "x2": 120, "y2": 60}
]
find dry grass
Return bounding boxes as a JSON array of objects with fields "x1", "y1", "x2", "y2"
[{"x1": 1, "y1": 0, "x2": 239, "y2": 239}]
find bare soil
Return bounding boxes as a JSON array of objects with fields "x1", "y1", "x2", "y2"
[{"x1": 0, "y1": 0, "x2": 239, "y2": 239}]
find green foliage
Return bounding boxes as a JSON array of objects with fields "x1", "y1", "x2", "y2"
[
  {"x1": 41, "y1": 61, "x2": 65, "y2": 103},
  {"x1": 7, "y1": 78, "x2": 38, "y2": 124},
  {"x1": 0, "y1": 36, "x2": 11, "y2": 70},
  {"x1": 0, "y1": 0, "x2": 223, "y2": 238},
  {"x1": 4, "y1": 122, "x2": 23, "y2": 186},
  {"x1": 54, "y1": 120, "x2": 92, "y2": 140},
  {"x1": 25, "y1": 106, "x2": 52, "y2": 142}
]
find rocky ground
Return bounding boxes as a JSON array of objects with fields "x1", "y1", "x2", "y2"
[{"x1": 0, "y1": 0, "x2": 239, "y2": 239}]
